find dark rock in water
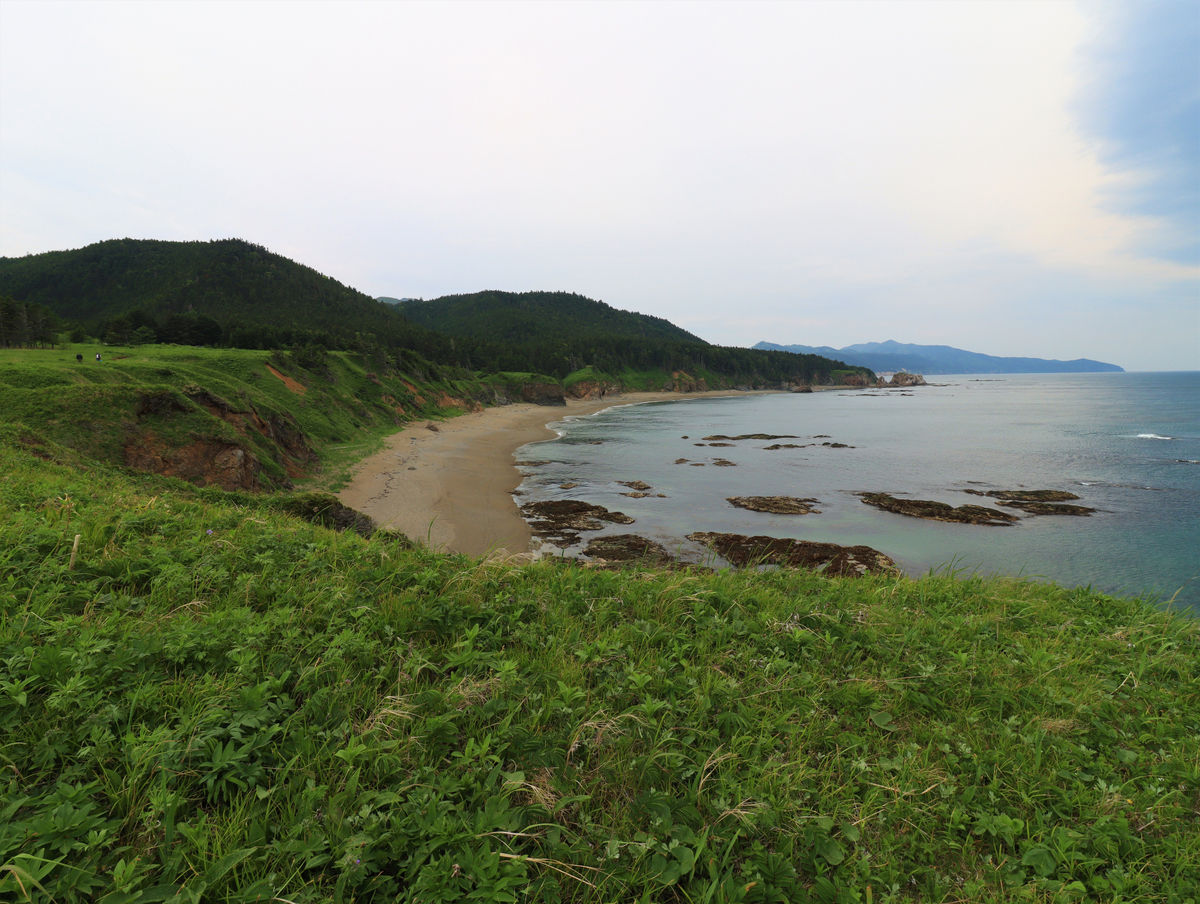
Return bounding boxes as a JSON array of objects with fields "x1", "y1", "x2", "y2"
[
  {"x1": 618, "y1": 480, "x2": 653, "y2": 491},
  {"x1": 964, "y1": 489, "x2": 1080, "y2": 502},
  {"x1": 707, "y1": 442, "x2": 736, "y2": 447},
  {"x1": 999, "y1": 501, "x2": 1095, "y2": 516},
  {"x1": 859, "y1": 492, "x2": 1018, "y2": 526},
  {"x1": 821, "y1": 442, "x2": 854, "y2": 449},
  {"x1": 688, "y1": 532, "x2": 897, "y2": 576},
  {"x1": 521, "y1": 500, "x2": 635, "y2": 545},
  {"x1": 703, "y1": 433, "x2": 801, "y2": 441},
  {"x1": 583, "y1": 534, "x2": 674, "y2": 565},
  {"x1": 962, "y1": 488, "x2": 1094, "y2": 516},
  {"x1": 674, "y1": 458, "x2": 690, "y2": 464},
  {"x1": 764, "y1": 443, "x2": 806, "y2": 450},
  {"x1": 727, "y1": 496, "x2": 821, "y2": 515},
  {"x1": 712, "y1": 459, "x2": 737, "y2": 467}
]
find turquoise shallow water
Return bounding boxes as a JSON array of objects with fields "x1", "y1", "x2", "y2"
[{"x1": 516, "y1": 372, "x2": 1200, "y2": 613}]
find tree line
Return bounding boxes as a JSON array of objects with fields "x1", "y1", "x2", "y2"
[{"x1": 0, "y1": 297, "x2": 58, "y2": 348}]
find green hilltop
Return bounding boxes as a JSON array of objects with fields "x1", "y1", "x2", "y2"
[{"x1": 399, "y1": 290, "x2": 705, "y2": 345}]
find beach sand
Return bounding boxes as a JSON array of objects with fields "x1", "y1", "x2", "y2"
[{"x1": 337, "y1": 390, "x2": 770, "y2": 558}]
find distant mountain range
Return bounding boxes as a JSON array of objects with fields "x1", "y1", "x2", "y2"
[{"x1": 754, "y1": 340, "x2": 1124, "y2": 374}]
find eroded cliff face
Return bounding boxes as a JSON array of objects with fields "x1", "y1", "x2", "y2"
[
  {"x1": 565, "y1": 380, "x2": 621, "y2": 400},
  {"x1": 840, "y1": 373, "x2": 872, "y2": 387},
  {"x1": 124, "y1": 434, "x2": 263, "y2": 491},
  {"x1": 488, "y1": 382, "x2": 567, "y2": 406},
  {"x1": 665, "y1": 371, "x2": 709, "y2": 393},
  {"x1": 124, "y1": 388, "x2": 316, "y2": 491},
  {"x1": 888, "y1": 372, "x2": 927, "y2": 387}
]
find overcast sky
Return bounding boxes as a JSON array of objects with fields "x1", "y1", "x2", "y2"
[{"x1": 1, "y1": 0, "x2": 1196, "y2": 370}]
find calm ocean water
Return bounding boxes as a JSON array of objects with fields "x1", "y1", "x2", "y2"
[{"x1": 515, "y1": 372, "x2": 1200, "y2": 613}]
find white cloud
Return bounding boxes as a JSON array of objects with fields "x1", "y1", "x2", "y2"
[{"x1": 1, "y1": 0, "x2": 1196, "y2": 369}]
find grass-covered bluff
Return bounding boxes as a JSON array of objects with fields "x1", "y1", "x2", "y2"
[{"x1": 1, "y1": 350, "x2": 1198, "y2": 902}]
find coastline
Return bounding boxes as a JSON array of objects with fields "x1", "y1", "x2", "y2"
[{"x1": 337, "y1": 390, "x2": 779, "y2": 557}]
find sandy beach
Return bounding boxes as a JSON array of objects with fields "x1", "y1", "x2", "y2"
[{"x1": 338, "y1": 390, "x2": 770, "y2": 558}]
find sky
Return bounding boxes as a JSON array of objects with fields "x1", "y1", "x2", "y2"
[{"x1": 1, "y1": 0, "x2": 1197, "y2": 371}]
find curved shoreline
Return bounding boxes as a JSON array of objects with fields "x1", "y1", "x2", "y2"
[{"x1": 337, "y1": 390, "x2": 775, "y2": 557}]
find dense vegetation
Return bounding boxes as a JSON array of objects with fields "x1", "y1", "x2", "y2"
[
  {"x1": 400, "y1": 290, "x2": 863, "y2": 386},
  {"x1": 399, "y1": 290, "x2": 705, "y2": 345},
  {"x1": 0, "y1": 239, "x2": 454, "y2": 360},
  {"x1": 0, "y1": 240, "x2": 871, "y2": 388},
  {"x1": 0, "y1": 297, "x2": 59, "y2": 348},
  {"x1": 1, "y1": 346, "x2": 1198, "y2": 902}
]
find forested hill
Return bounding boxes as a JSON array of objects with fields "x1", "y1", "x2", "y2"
[
  {"x1": 0, "y1": 238, "x2": 870, "y2": 388},
  {"x1": 398, "y1": 290, "x2": 704, "y2": 345},
  {"x1": 0, "y1": 238, "x2": 451, "y2": 357},
  {"x1": 394, "y1": 290, "x2": 867, "y2": 387}
]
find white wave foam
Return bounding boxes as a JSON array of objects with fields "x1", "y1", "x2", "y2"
[{"x1": 1136, "y1": 433, "x2": 1174, "y2": 440}]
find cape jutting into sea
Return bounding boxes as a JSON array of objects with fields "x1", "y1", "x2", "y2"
[{"x1": 516, "y1": 372, "x2": 1200, "y2": 614}]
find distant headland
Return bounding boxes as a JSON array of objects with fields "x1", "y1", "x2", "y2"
[{"x1": 755, "y1": 339, "x2": 1124, "y2": 374}]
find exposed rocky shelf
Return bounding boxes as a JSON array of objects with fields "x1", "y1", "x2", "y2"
[
  {"x1": 727, "y1": 496, "x2": 821, "y2": 515},
  {"x1": 688, "y1": 532, "x2": 897, "y2": 576},
  {"x1": 521, "y1": 500, "x2": 634, "y2": 547},
  {"x1": 964, "y1": 489, "x2": 1095, "y2": 516},
  {"x1": 859, "y1": 492, "x2": 1019, "y2": 526},
  {"x1": 703, "y1": 433, "x2": 800, "y2": 441},
  {"x1": 582, "y1": 534, "x2": 674, "y2": 565}
]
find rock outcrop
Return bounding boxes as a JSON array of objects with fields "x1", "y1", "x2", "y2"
[
  {"x1": 566, "y1": 380, "x2": 621, "y2": 400},
  {"x1": 582, "y1": 534, "x2": 674, "y2": 566},
  {"x1": 964, "y1": 489, "x2": 1095, "y2": 516},
  {"x1": 859, "y1": 492, "x2": 1018, "y2": 526},
  {"x1": 490, "y1": 382, "x2": 566, "y2": 406},
  {"x1": 665, "y1": 371, "x2": 708, "y2": 393},
  {"x1": 727, "y1": 496, "x2": 821, "y2": 515},
  {"x1": 520, "y1": 500, "x2": 635, "y2": 547},
  {"x1": 688, "y1": 532, "x2": 898, "y2": 576},
  {"x1": 124, "y1": 435, "x2": 262, "y2": 491}
]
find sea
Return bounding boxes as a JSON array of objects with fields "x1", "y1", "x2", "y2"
[{"x1": 514, "y1": 372, "x2": 1200, "y2": 614}]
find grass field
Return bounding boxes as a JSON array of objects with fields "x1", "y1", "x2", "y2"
[{"x1": 1, "y1": 347, "x2": 1198, "y2": 902}]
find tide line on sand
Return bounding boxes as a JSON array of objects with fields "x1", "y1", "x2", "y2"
[{"x1": 337, "y1": 390, "x2": 777, "y2": 558}]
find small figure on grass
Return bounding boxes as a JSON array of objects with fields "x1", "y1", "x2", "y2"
[{"x1": 75, "y1": 353, "x2": 83, "y2": 363}]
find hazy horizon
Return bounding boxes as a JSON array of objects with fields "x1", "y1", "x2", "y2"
[{"x1": 2, "y1": 0, "x2": 1196, "y2": 371}]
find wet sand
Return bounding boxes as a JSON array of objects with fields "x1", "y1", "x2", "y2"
[{"x1": 338, "y1": 391, "x2": 773, "y2": 558}]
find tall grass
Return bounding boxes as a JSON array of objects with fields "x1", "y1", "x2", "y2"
[{"x1": 1, "y1": 428, "x2": 1197, "y2": 902}]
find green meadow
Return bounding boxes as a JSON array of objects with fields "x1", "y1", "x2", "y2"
[{"x1": 1, "y1": 347, "x2": 1198, "y2": 903}]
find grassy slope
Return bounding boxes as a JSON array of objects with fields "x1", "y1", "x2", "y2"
[
  {"x1": 1, "y1": 349, "x2": 1198, "y2": 902},
  {"x1": 0, "y1": 344, "x2": 496, "y2": 491}
]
